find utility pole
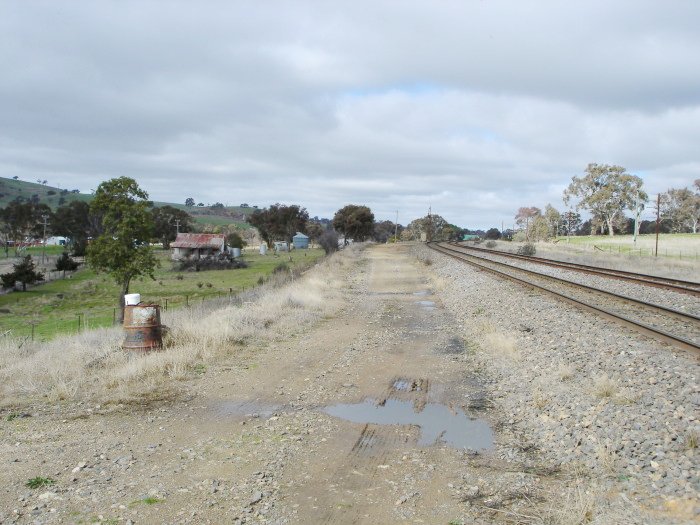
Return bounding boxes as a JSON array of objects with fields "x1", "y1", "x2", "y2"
[
  {"x1": 41, "y1": 214, "x2": 49, "y2": 264},
  {"x1": 394, "y1": 210, "x2": 398, "y2": 243},
  {"x1": 654, "y1": 193, "x2": 661, "y2": 257},
  {"x1": 174, "y1": 219, "x2": 181, "y2": 235},
  {"x1": 427, "y1": 205, "x2": 433, "y2": 242}
]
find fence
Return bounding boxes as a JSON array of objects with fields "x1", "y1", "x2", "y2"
[{"x1": 1, "y1": 289, "x2": 246, "y2": 342}]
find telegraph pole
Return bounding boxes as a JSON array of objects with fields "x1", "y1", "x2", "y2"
[
  {"x1": 654, "y1": 194, "x2": 661, "y2": 257},
  {"x1": 174, "y1": 219, "x2": 181, "y2": 234},
  {"x1": 427, "y1": 205, "x2": 433, "y2": 242},
  {"x1": 394, "y1": 210, "x2": 398, "y2": 242},
  {"x1": 41, "y1": 214, "x2": 49, "y2": 264}
]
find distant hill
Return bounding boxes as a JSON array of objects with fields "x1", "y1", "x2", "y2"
[
  {"x1": 0, "y1": 176, "x2": 255, "y2": 229},
  {"x1": 0, "y1": 177, "x2": 90, "y2": 209}
]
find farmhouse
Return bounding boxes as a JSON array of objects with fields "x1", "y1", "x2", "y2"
[{"x1": 171, "y1": 233, "x2": 226, "y2": 260}]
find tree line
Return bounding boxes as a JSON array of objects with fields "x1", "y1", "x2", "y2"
[{"x1": 503, "y1": 164, "x2": 699, "y2": 241}]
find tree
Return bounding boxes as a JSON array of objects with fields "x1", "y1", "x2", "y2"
[
  {"x1": 305, "y1": 221, "x2": 326, "y2": 243},
  {"x1": 561, "y1": 211, "x2": 582, "y2": 236},
  {"x1": 52, "y1": 200, "x2": 96, "y2": 256},
  {"x1": 185, "y1": 197, "x2": 195, "y2": 207},
  {"x1": 543, "y1": 204, "x2": 561, "y2": 238},
  {"x1": 86, "y1": 177, "x2": 158, "y2": 320},
  {"x1": 563, "y1": 163, "x2": 647, "y2": 237},
  {"x1": 373, "y1": 220, "x2": 403, "y2": 243},
  {"x1": 484, "y1": 227, "x2": 501, "y2": 240},
  {"x1": 661, "y1": 186, "x2": 700, "y2": 233},
  {"x1": 248, "y1": 203, "x2": 309, "y2": 247},
  {"x1": 405, "y1": 214, "x2": 459, "y2": 242},
  {"x1": 0, "y1": 200, "x2": 52, "y2": 255},
  {"x1": 227, "y1": 232, "x2": 245, "y2": 249},
  {"x1": 333, "y1": 205, "x2": 375, "y2": 244},
  {"x1": 514, "y1": 207, "x2": 541, "y2": 241},
  {"x1": 152, "y1": 205, "x2": 193, "y2": 249},
  {"x1": 1, "y1": 255, "x2": 44, "y2": 291},
  {"x1": 55, "y1": 252, "x2": 79, "y2": 278}
]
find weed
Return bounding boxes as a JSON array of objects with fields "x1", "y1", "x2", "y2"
[
  {"x1": 193, "y1": 364, "x2": 207, "y2": 375},
  {"x1": 472, "y1": 307, "x2": 485, "y2": 316},
  {"x1": 175, "y1": 274, "x2": 184, "y2": 280},
  {"x1": 26, "y1": 476, "x2": 55, "y2": 489},
  {"x1": 196, "y1": 282, "x2": 204, "y2": 288},
  {"x1": 257, "y1": 276, "x2": 265, "y2": 285},
  {"x1": 684, "y1": 428, "x2": 698, "y2": 450},
  {"x1": 206, "y1": 282, "x2": 213, "y2": 288},
  {"x1": 593, "y1": 374, "x2": 618, "y2": 398},
  {"x1": 556, "y1": 363, "x2": 574, "y2": 382},
  {"x1": 485, "y1": 240, "x2": 497, "y2": 248},
  {"x1": 532, "y1": 388, "x2": 549, "y2": 409},
  {"x1": 6, "y1": 412, "x2": 19, "y2": 421}
]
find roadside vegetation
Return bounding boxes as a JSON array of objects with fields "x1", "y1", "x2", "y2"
[
  {"x1": 0, "y1": 248, "x2": 324, "y2": 340},
  {"x1": 0, "y1": 244, "x2": 360, "y2": 407}
]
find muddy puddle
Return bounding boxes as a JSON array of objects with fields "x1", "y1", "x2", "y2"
[
  {"x1": 323, "y1": 398, "x2": 493, "y2": 450},
  {"x1": 416, "y1": 300, "x2": 436, "y2": 310}
]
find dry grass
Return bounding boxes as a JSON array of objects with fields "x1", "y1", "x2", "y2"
[
  {"x1": 592, "y1": 374, "x2": 618, "y2": 399},
  {"x1": 556, "y1": 363, "x2": 575, "y2": 382},
  {"x1": 0, "y1": 245, "x2": 363, "y2": 408},
  {"x1": 471, "y1": 319, "x2": 520, "y2": 369},
  {"x1": 683, "y1": 428, "x2": 698, "y2": 450}
]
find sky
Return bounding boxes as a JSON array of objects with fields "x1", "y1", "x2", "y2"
[{"x1": 1, "y1": 1, "x2": 699, "y2": 229}]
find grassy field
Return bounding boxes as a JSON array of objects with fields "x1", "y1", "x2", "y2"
[
  {"x1": 0, "y1": 248, "x2": 325, "y2": 340},
  {"x1": 555, "y1": 233, "x2": 700, "y2": 259}
]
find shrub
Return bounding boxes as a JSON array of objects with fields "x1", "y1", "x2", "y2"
[
  {"x1": 177, "y1": 255, "x2": 247, "y2": 272},
  {"x1": 55, "y1": 252, "x2": 79, "y2": 277},
  {"x1": 318, "y1": 230, "x2": 339, "y2": 254},
  {"x1": 485, "y1": 240, "x2": 497, "y2": 248},
  {"x1": 273, "y1": 263, "x2": 289, "y2": 274},
  {"x1": 517, "y1": 243, "x2": 536, "y2": 256}
]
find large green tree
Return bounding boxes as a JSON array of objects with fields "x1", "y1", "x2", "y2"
[
  {"x1": 332, "y1": 205, "x2": 374, "y2": 244},
  {"x1": 405, "y1": 214, "x2": 459, "y2": 242},
  {"x1": 564, "y1": 164, "x2": 647, "y2": 237},
  {"x1": 248, "y1": 203, "x2": 309, "y2": 247},
  {"x1": 86, "y1": 177, "x2": 158, "y2": 320},
  {"x1": 52, "y1": 200, "x2": 97, "y2": 256},
  {"x1": 152, "y1": 205, "x2": 193, "y2": 249}
]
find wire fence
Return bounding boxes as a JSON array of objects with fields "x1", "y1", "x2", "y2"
[{"x1": 1, "y1": 289, "x2": 247, "y2": 342}]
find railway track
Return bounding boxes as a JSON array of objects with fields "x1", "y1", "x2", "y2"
[
  {"x1": 448, "y1": 242, "x2": 700, "y2": 296},
  {"x1": 429, "y1": 242, "x2": 700, "y2": 356}
]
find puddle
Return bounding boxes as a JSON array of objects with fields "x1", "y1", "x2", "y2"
[
  {"x1": 214, "y1": 400, "x2": 280, "y2": 419},
  {"x1": 392, "y1": 378, "x2": 427, "y2": 392},
  {"x1": 323, "y1": 398, "x2": 493, "y2": 450},
  {"x1": 416, "y1": 300, "x2": 436, "y2": 310},
  {"x1": 412, "y1": 290, "x2": 431, "y2": 296}
]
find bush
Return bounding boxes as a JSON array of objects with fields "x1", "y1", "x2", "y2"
[
  {"x1": 177, "y1": 254, "x2": 248, "y2": 272},
  {"x1": 318, "y1": 230, "x2": 339, "y2": 254},
  {"x1": 517, "y1": 243, "x2": 536, "y2": 256},
  {"x1": 55, "y1": 252, "x2": 79, "y2": 276},
  {"x1": 485, "y1": 240, "x2": 497, "y2": 248}
]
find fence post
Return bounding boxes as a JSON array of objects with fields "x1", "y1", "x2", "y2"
[
  {"x1": 77, "y1": 314, "x2": 82, "y2": 332},
  {"x1": 185, "y1": 295, "x2": 189, "y2": 307},
  {"x1": 31, "y1": 323, "x2": 35, "y2": 342},
  {"x1": 113, "y1": 308, "x2": 116, "y2": 325},
  {"x1": 165, "y1": 298, "x2": 168, "y2": 311}
]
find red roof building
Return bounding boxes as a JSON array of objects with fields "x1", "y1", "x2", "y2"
[{"x1": 171, "y1": 233, "x2": 226, "y2": 260}]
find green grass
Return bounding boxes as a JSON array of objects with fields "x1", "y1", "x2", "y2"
[
  {"x1": 0, "y1": 248, "x2": 325, "y2": 340},
  {"x1": 26, "y1": 476, "x2": 55, "y2": 489}
]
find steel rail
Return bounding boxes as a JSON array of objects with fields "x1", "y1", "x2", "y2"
[
  {"x1": 429, "y1": 243, "x2": 700, "y2": 356},
  {"x1": 449, "y1": 242, "x2": 700, "y2": 296}
]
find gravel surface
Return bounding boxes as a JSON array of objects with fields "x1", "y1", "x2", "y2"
[
  {"x1": 454, "y1": 245, "x2": 700, "y2": 316},
  {"x1": 421, "y1": 244, "x2": 699, "y2": 521}
]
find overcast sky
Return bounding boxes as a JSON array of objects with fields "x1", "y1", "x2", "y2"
[{"x1": 1, "y1": 1, "x2": 699, "y2": 228}]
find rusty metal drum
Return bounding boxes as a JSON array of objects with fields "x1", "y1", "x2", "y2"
[{"x1": 122, "y1": 304, "x2": 163, "y2": 351}]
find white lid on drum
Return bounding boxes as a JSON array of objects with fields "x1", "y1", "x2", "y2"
[{"x1": 124, "y1": 293, "x2": 141, "y2": 306}]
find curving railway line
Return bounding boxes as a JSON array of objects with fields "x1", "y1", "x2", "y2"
[{"x1": 428, "y1": 242, "x2": 700, "y2": 356}]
